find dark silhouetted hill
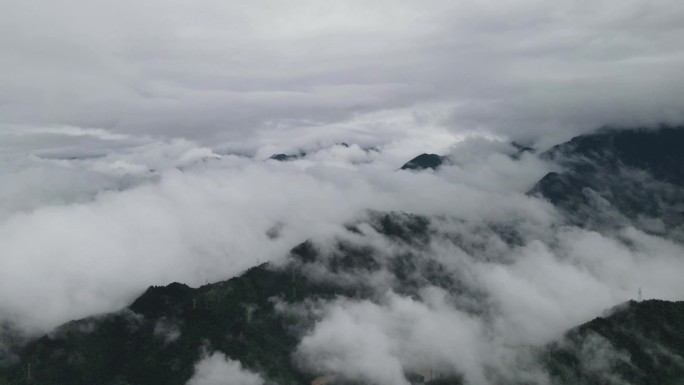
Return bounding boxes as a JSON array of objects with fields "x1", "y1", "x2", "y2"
[{"x1": 401, "y1": 154, "x2": 446, "y2": 170}]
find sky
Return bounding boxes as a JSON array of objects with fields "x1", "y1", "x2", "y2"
[
  {"x1": 1, "y1": 1, "x2": 684, "y2": 384},
  {"x1": 1, "y1": 0, "x2": 684, "y2": 152}
]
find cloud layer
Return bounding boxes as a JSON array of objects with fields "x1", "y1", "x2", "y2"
[
  {"x1": 1, "y1": 2, "x2": 683, "y2": 383},
  {"x1": 286, "y1": 210, "x2": 684, "y2": 385},
  {"x1": 0, "y1": 124, "x2": 549, "y2": 331},
  {"x1": 1, "y1": 1, "x2": 683, "y2": 147}
]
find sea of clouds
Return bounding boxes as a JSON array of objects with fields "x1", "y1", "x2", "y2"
[
  {"x1": 3, "y1": 118, "x2": 684, "y2": 385},
  {"x1": 2, "y1": 1, "x2": 684, "y2": 383}
]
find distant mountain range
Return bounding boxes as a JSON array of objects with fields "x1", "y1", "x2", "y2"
[{"x1": 2, "y1": 126, "x2": 683, "y2": 385}]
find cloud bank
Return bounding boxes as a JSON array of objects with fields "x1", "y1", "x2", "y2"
[
  {"x1": 0, "y1": 122, "x2": 682, "y2": 385},
  {"x1": 285, "y1": 209, "x2": 684, "y2": 384},
  {"x1": 0, "y1": 124, "x2": 551, "y2": 331}
]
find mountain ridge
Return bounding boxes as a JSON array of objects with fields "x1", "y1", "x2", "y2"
[{"x1": 2, "y1": 126, "x2": 684, "y2": 385}]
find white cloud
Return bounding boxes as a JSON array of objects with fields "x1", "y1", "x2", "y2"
[
  {"x1": 0, "y1": 128, "x2": 553, "y2": 332},
  {"x1": 187, "y1": 353, "x2": 264, "y2": 385},
  {"x1": 1, "y1": 1, "x2": 682, "y2": 145},
  {"x1": 295, "y1": 291, "x2": 492, "y2": 385},
  {"x1": 1, "y1": 124, "x2": 681, "y2": 385},
  {"x1": 288, "y1": 189, "x2": 684, "y2": 384}
]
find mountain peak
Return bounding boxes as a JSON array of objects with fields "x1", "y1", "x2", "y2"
[{"x1": 400, "y1": 153, "x2": 446, "y2": 170}]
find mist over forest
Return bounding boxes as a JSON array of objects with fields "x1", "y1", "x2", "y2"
[{"x1": 1, "y1": 1, "x2": 684, "y2": 384}]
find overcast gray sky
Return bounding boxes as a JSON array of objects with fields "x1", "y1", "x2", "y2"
[{"x1": 2, "y1": 0, "x2": 684, "y2": 150}]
